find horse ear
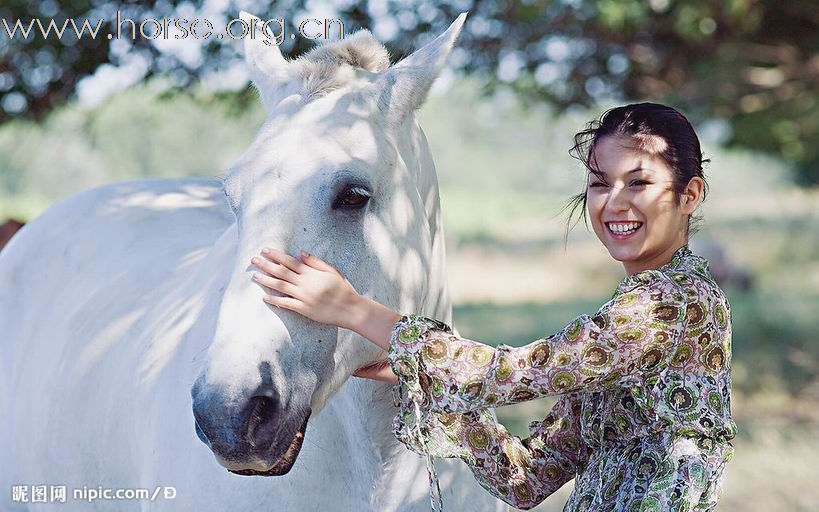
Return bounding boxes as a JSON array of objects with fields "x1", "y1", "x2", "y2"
[
  {"x1": 376, "y1": 12, "x2": 467, "y2": 128},
  {"x1": 240, "y1": 11, "x2": 289, "y2": 111}
]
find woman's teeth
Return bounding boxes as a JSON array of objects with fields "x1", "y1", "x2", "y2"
[{"x1": 606, "y1": 222, "x2": 643, "y2": 236}]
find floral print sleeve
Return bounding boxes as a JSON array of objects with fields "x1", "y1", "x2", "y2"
[
  {"x1": 391, "y1": 392, "x2": 591, "y2": 509},
  {"x1": 388, "y1": 270, "x2": 688, "y2": 415},
  {"x1": 387, "y1": 270, "x2": 687, "y2": 510}
]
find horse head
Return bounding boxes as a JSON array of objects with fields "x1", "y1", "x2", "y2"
[{"x1": 191, "y1": 11, "x2": 467, "y2": 476}]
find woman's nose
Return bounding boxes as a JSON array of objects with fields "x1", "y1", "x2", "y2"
[{"x1": 605, "y1": 184, "x2": 630, "y2": 212}]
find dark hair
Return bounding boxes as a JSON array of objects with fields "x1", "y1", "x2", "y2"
[{"x1": 561, "y1": 102, "x2": 710, "y2": 245}]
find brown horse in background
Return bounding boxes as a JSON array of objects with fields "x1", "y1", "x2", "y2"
[{"x1": 0, "y1": 219, "x2": 24, "y2": 252}]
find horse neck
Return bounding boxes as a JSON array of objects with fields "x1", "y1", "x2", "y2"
[{"x1": 409, "y1": 122, "x2": 454, "y2": 328}]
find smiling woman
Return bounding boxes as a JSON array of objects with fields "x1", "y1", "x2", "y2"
[
  {"x1": 251, "y1": 103, "x2": 737, "y2": 512},
  {"x1": 564, "y1": 102, "x2": 710, "y2": 275}
]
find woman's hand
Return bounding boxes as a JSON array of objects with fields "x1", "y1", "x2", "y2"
[
  {"x1": 251, "y1": 247, "x2": 403, "y2": 356},
  {"x1": 250, "y1": 248, "x2": 362, "y2": 330},
  {"x1": 251, "y1": 248, "x2": 401, "y2": 383},
  {"x1": 352, "y1": 359, "x2": 399, "y2": 384}
]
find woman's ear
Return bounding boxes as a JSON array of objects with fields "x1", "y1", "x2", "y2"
[{"x1": 681, "y1": 176, "x2": 704, "y2": 214}]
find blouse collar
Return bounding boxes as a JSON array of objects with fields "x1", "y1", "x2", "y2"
[{"x1": 615, "y1": 243, "x2": 712, "y2": 294}]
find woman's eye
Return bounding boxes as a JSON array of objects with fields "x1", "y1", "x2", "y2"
[
  {"x1": 630, "y1": 180, "x2": 650, "y2": 187},
  {"x1": 333, "y1": 186, "x2": 371, "y2": 210},
  {"x1": 589, "y1": 182, "x2": 607, "y2": 188}
]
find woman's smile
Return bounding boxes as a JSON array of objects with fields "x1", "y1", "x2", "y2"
[{"x1": 605, "y1": 221, "x2": 644, "y2": 240}]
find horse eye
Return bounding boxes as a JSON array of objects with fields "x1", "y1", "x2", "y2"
[{"x1": 332, "y1": 186, "x2": 371, "y2": 210}]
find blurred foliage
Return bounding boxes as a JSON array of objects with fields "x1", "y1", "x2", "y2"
[
  {"x1": 1, "y1": 0, "x2": 818, "y2": 183},
  {"x1": 0, "y1": 80, "x2": 265, "y2": 220}
]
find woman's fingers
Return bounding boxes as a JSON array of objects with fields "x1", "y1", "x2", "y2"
[
  {"x1": 260, "y1": 248, "x2": 306, "y2": 274},
  {"x1": 352, "y1": 360, "x2": 398, "y2": 383},
  {"x1": 251, "y1": 256, "x2": 299, "y2": 284},
  {"x1": 263, "y1": 294, "x2": 303, "y2": 313},
  {"x1": 300, "y1": 251, "x2": 338, "y2": 274},
  {"x1": 253, "y1": 273, "x2": 300, "y2": 299}
]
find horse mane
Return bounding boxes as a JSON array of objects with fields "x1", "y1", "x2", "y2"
[{"x1": 290, "y1": 29, "x2": 391, "y2": 99}]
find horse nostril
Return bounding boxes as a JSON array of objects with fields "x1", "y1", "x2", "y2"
[{"x1": 245, "y1": 395, "x2": 279, "y2": 448}]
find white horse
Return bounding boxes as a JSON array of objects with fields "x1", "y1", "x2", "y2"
[{"x1": 0, "y1": 11, "x2": 507, "y2": 512}]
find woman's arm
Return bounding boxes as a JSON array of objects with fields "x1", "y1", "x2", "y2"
[
  {"x1": 380, "y1": 270, "x2": 688, "y2": 414},
  {"x1": 467, "y1": 393, "x2": 590, "y2": 509},
  {"x1": 248, "y1": 249, "x2": 686, "y2": 408},
  {"x1": 346, "y1": 294, "x2": 403, "y2": 351},
  {"x1": 395, "y1": 393, "x2": 590, "y2": 510}
]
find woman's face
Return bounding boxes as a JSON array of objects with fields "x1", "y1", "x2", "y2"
[{"x1": 586, "y1": 134, "x2": 702, "y2": 275}]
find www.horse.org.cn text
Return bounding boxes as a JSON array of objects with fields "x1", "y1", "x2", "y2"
[{"x1": 1, "y1": 12, "x2": 345, "y2": 44}]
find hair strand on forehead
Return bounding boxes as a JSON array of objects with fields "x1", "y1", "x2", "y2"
[{"x1": 625, "y1": 132, "x2": 669, "y2": 155}]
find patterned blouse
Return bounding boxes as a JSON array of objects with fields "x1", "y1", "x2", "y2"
[{"x1": 387, "y1": 244, "x2": 737, "y2": 511}]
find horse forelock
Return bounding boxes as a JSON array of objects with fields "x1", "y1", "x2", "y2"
[{"x1": 290, "y1": 29, "x2": 391, "y2": 100}]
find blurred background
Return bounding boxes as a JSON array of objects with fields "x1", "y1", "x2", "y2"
[{"x1": 1, "y1": 1, "x2": 817, "y2": 510}]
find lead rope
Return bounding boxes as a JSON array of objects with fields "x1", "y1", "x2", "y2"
[
  {"x1": 411, "y1": 395, "x2": 445, "y2": 512},
  {"x1": 597, "y1": 391, "x2": 606, "y2": 507},
  {"x1": 416, "y1": 304, "x2": 445, "y2": 512},
  {"x1": 396, "y1": 311, "x2": 445, "y2": 512}
]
